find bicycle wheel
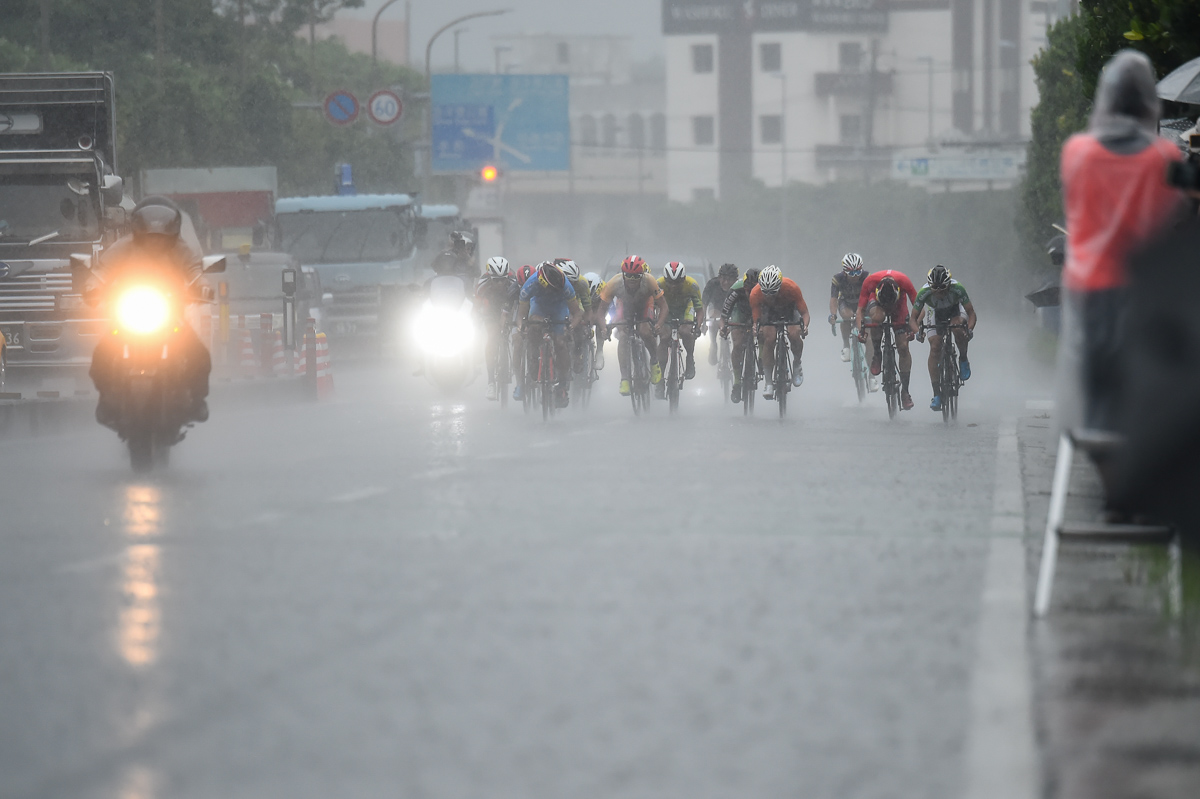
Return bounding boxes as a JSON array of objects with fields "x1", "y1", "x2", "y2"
[
  {"x1": 742, "y1": 345, "x2": 755, "y2": 416},
  {"x1": 580, "y1": 341, "x2": 595, "y2": 409},
  {"x1": 497, "y1": 340, "x2": 510, "y2": 409},
  {"x1": 940, "y1": 353, "x2": 952, "y2": 424},
  {"x1": 776, "y1": 336, "x2": 790, "y2": 420},
  {"x1": 668, "y1": 345, "x2": 680, "y2": 413},
  {"x1": 631, "y1": 344, "x2": 644, "y2": 416},
  {"x1": 852, "y1": 342, "x2": 866, "y2": 403}
]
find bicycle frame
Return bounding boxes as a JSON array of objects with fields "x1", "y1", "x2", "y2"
[
  {"x1": 609, "y1": 319, "x2": 654, "y2": 415},
  {"x1": 725, "y1": 322, "x2": 759, "y2": 416},
  {"x1": 921, "y1": 321, "x2": 967, "y2": 422},
  {"x1": 863, "y1": 317, "x2": 906, "y2": 419}
]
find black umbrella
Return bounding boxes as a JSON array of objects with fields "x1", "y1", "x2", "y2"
[{"x1": 1156, "y1": 56, "x2": 1200, "y2": 105}]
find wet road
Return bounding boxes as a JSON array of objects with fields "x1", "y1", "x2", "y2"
[{"x1": 0, "y1": 324, "x2": 1051, "y2": 798}]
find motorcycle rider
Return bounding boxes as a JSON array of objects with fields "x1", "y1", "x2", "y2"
[
  {"x1": 475, "y1": 256, "x2": 520, "y2": 401},
  {"x1": 88, "y1": 196, "x2": 211, "y2": 428},
  {"x1": 431, "y1": 231, "x2": 478, "y2": 283},
  {"x1": 702, "y1": 263, "x2": 739, "y2": 365}
]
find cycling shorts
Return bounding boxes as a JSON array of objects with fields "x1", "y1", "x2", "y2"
[
  {"x1": 931, "y1": 304, "x2": 966, "y2": 326},
  {"x1": 865, "y1": 299, "x2": 908, "y2": 327},
  {"x1": 759, "y1": 309, "x2": 804, "y2": 326},
  {"x1": 610, "y1": 296, "x2": 655, "y2": 324}
]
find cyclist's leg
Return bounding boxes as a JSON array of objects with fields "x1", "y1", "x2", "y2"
[
  {"x1": 731, "y1": 328, "x2": 747, "y2": 382},
  {"x1": 483, "y1": 315, "x2": 500, "y2": 383},
  {"x1": 761, "y1": 324, "x2": 779, "y2": 381},
  {"x1": 895, "y1": 312, "x2": 913, "y2": 402},
  {"x1": 951, "y1": 314, "x2": 969, "y2": 361},
  {"x1": 680, "y1": 323, "x2": 697, "y2": 366},
  {"x1": 656, "y1": 320, "x2": 672, "y2": 374},
  {"x1": 838, "y1": 302, "x2": 855, "y2": 348},
  {"x1": 867, "y1": 303, "x2": 886, "y2": 370},
  {"x1": 927, "y1": 331, "x2": 942, "y2": 391}
]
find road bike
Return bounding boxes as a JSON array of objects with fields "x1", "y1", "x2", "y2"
[
  {"x1": 609, "y1": 320, "x2": 654, "y2": 416},
  {"x1": 833, "y1": 320, "x2": 869, "y2": 402},
  {"x1": 764, "y1": 318, "x2": 803, "y2": 419},
  {"x1": 725, "y1": 322, "x2": 760, "y2": 416},
  {"x1": 716, "y1": 326, "x2": 733, "y2": 403},
  {"x1": 919, "y1": 320, "x2": 968, "y2": 423},
  {"x1": 662, "y1": 319, "x2": 698, "y2": 414},
  {"x1": 862, "y1": 315, "x2": 906, "y2": 420},
  {"x1": 523, "y1": 319, "x2": 559, "y2": 422},
  {"x1": 496, "y1": 317, "x2": 514, "y2": 409},
  {"x1": 573, "y1": 323, "x2": 598, "y2": 409}
]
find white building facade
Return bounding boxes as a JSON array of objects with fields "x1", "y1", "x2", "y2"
[{"x1": 664, "y1": 0, "x2": 1047, "y2": 201}]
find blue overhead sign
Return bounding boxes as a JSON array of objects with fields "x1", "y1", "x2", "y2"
[{"x1": 431, "y1": 74, "x2": 570, "y2": 173}]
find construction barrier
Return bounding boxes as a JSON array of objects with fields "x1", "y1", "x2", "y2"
[
  {"x1": 237, "y1": 327, "x2": 256, "y2": 378},
  {"x1": 270, "y1": 330, "x2": 286, "y2": 377},
  {"x1": 315, "y1": 332, "x2": 334, "y2": 400}
]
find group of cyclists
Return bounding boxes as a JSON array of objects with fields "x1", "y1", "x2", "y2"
[{"x1": 469, "y1": 250, "x2": 978, "y2": 413}]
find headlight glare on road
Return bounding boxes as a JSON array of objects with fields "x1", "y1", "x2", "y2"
[
  {"x1": 414, "y1": 304, "x2": 474, "y2": 357},
  {"x1": 116, "y1": 287, "x2": 171, "y2": 335}
]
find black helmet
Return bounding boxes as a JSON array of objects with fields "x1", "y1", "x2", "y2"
[
  {"x1": 131, "y1": 196, "x2": 183, "y2": 240},
  {"x1": 744, "y1": 268, "x2": 761, "y2": 288},
  {"x1": 927, "y1": 264, "x2": 952, "y2": 290},
  {"x1": 718, "y1": 263, "x2": 738, "y2": 280},
  {"x1": 876, "y1": 277, "x2": 899, "y2": 306},
  {"x1": 450, "y1": 230, "x2": 469, "y2": 249}
]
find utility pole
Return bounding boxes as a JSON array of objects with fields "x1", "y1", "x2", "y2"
[
  {"x1": 154, "y1": 0, "x2": 165, "y2": 80},
  {"x1": 863, "y1": 38, "x2": 879, "y2": 183},
  {"x1": 39, "y1": 0, "x2": 50, "y2": 70},
  {"x1": 453, "y1": 28, "x2": 469, "y2": 73},
  {"x1": 917, "y1": 56, "x2": 934, "y2": 146}
]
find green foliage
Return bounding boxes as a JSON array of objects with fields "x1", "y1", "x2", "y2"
[{"x1": 0, "y1": 0, "x2": 421, "y2": 198}]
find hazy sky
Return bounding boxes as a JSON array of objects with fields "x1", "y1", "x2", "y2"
[{"x1": 346, "y1": 0, "x2": 664, "y2": 71}]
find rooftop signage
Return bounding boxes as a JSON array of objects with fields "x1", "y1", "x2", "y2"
[{"x1": 663, "y1": 0, "x2": 887, "y2": 34}]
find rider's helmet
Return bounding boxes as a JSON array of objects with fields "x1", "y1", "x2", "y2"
[
  {"x1": 485, "y1": 256, "x2": 510, "y2": 277},
  {"x1": 663, "y1": 261, "x2": 686, "y2": 282},
  {"x1": 927, "y1": 264, "x2": 952, "y2": 290},
  {"x1": 758, "y1": 265, "x2": 783, "y2": 295},
  {"x1": 875, "y1": 277, "x2": 899, "y2": 306},
  {"x1": 842, "y1": 253, "x2": 864, "y2": 275},
  {"x1": 583, "y1": 271, "x2": 602, "y2": 291},
  {"x1": 516, "y1": 264, "x2": 536, "y2": 285},
  {"x1": 744, "y1": 268, "x2": 761, "y2": 289},
  {"x1": 621, "y1": 255, "x2": 647, "y2": 277},
  {"x1": 718, "y1": 263, "x2": 738, "y2": 281},
  {"x1": 556, "y1": 259, "x2": 580, "y2": 280},
  {"x1": 537, "y1": 262, "x2": 566, "y2": 290},
  {"x1": 450, "y1": 230, "x2": 470, "y2": 252},
  {"x1": 131, "y1": 196, "x2": 183, "y2": 245}
]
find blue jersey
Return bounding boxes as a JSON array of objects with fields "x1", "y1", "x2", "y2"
[{"x1": 521, "y1": 274, "x2": 576, "y2": 325}]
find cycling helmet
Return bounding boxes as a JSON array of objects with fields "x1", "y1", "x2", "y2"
[
  {"x1": 927, "y1": 264, "x2": 952, "y2": 290},
  {"x1": 537, "y1": 262, "x2": 565, "y2": 290},
  {"x1": 842, "y1": 253, "x2": 864, "y2": 274},
  {"x1": 875, "y1": 277, "x2": 899, "y2": 306},
  {"x1": 663, "y1": 261, "x2": 686, "y2": 281},
  {"x1": 584, "y1": 272, "x2": 602, "y2": 291},
  {"x1": 744, "y1": 268, "x2": 761, "y2": 288},
  {"x1": 555, "y1": 258, "x2": 580, "y2": 280},
  {"x1": 485, "y1": 256, "x2": 510, "y2": 277},
  {"x1": 516, "y1": 264, "x2": 536, "y2": 285},
  {"x1": 718, "y1": 263, "x2": 738, "y2": 280},
  {"x1": 131, "y1": 196, "x2": 183, "y2": 240},
  {"x1": 621, "y1": 255, "x2": 647, "y2": 276},
  {"x1": 758, "y1": 265, "x2": 783, "y2": 295}
]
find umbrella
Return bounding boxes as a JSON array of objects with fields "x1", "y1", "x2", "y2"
[{"x1": 1156, "y1": 56, "x2": 1200, "y2": 104}]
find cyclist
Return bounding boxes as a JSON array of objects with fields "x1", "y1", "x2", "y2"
[
  {"x1": 909, "y1": 265, "x2": 978, "y2": 411},
  {"x1": 854, "y1": 269, "x2": 917, "y2": 411},
  {"x1": 829, "y1": 253, "x2": 867, "y2": 363},
  {"x1": 475, "y1": 256, "x2": 520, "y2": 401},
  {"x1": 583, "y1": 272, "x2": 607, "y2": 369},
  {"x1": 750, "y1": 265, "x2": 809, "y2": 399},
  {"x1": 655, "y1": 261, "x2": 705, "y2": 397},
  {"x1": 595, "y1": 255, "x2": 668, "y2": 397},
  {"x1": 702, "y1": 263, "x2": 739, "y2": 365},
  {"x1": 554, "y1": 258, "x2": 593, "y2": 374},
  {"x1": 515, "y1": 261, "x2": 584, "y2": 408},
  {"x1": 719, "y1": 268, "x2": 760, "y2": 403}
]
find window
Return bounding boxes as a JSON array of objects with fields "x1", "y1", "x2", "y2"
[
  {"x1": 579, "y1": 115, "x2": 597, "y2": 147},
  {"x1": 692, "y1": 44, "x2": 714, "y2": 74},
  {"x1": 650, "y1": 113, "x2": 666, "y2": 151},
  {"x1": 602, "y1": 113, "x2": 618, "y2": 147},
  {"x1": 839, "y1": 114, "x2": 863, "y2": 145},
  {"x1": 760, "y1": 114, "x2": 782, "y2": 144},
  {"x1": 760, "y1": 42, "x2": 781, "y2": 73},
  {"x1": 692, "y1": 115, "x2": 715, "y2": 146},
  {"x1": 628, "y1": 114, "x2": 645, "y2": 150},
  {"x1": 839, "y1": 42, "x2": 864, "y2": 72},
  {"x1": 557, "y1": 42, "x2": 569, "y2": 65}
]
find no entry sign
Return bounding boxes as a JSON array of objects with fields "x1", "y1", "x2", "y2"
[
  {"x1": 367, "y1": 90, "x2": 404, "y2": 125},
  {"x1": 323, "y1": 90, "x2": 359, "y2": 126}
]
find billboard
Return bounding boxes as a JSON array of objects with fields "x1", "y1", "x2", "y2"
[
  {"x1": 662, "y1": 0, "x2": 886, "y2": 34},
  {"x1": 431, "y1": 74, "x2": 570, "y2": 174}
]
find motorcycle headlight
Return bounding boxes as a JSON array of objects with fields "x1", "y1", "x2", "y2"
[
  {"x1": 116, "y1": 287, "x2": 171, "y2": 335},
  {"x1": 413, "y1": 304, "x2": 475, "y2": 357}
]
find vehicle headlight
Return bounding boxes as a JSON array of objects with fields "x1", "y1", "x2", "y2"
[
  {"x1": 413, "y1": 304, "x2": 475, "y2": 357},
  {"x1": 116, "y1": 287, "x2": 171, "y2": 335}
]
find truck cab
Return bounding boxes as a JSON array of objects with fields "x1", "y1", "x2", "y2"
[
  {"x1": 274, "y1": 194, "x2": 422, "y2": 340},
  {"x1": 0, "y1": 72, "x2": 125, "y2": 381}
]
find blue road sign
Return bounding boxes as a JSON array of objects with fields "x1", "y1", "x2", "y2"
[
  {"x1": 324, "y1": 90, "x2": 360, "y2": 126},
  {"x1": 431, "y1": 74, "x2": 570, "y2": 173}
]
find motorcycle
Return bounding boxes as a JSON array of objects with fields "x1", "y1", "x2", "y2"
[
  {"x1": 411, "y1": 275, "x2": 478, "y2": 392},
  {"x1": 72, "y1": 252, "x2": 226, "y2": 473}
]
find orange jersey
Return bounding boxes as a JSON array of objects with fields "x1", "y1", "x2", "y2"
[{"x1": 749, "y1": 278, "x2": 808, "y2": 323}]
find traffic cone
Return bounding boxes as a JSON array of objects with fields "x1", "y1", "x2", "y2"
[
  {"x1": 271, "y1": 330, "x2": 286, "y2": 377},
  {"x1": 238, "y1": 328, "x2": 256, "y2": 378},
  {"x1": 315, "y1": 332, "x2": 334, "y2": 399}
]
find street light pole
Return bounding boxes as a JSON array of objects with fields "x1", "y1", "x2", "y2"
[
  {"x1": 770, "y1": 71, "x2": 788, "y2": 270},
  {"x1": 372, "y1": 0, "x2": 404, "y2": 64},
  {"x1": 453, "y1": 28, "x2": 469, "y2": 74},
  {"x1": 917, "y1": 56, "x2": 934, "y2": 145}
]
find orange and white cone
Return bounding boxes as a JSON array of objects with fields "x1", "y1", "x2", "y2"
[
  {"x1": 271, "y1": 330, "x2": 286, "y2": 377},
  {"x1": 315, "y1": 332, "x2": 334, "y2": 399},
  {"x1": 238, "y1": 328, "x2": 256, "y2": 378}
]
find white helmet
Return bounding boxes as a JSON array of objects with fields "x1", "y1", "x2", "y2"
[
  {"x1": 583, "y1": 272, "x2": 601, "y2": 291},
  {"x1": 842, "y1": 253, "x2": 864, "y2": 274},
  {"x1": 758, "y1": 265, "x2": 783, "y2": 294},
  {"x1": 556, "y1": 259, "x2": 580, "y2": 279},
  {"x1": 663, "y1": 261, "x2": 686, "y2": 281},
  {"x1": 485, "y1": 256, "x2": 510, "y2": 277}
]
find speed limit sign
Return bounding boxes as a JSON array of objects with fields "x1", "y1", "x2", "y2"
[{"x1": 367, "y1": 89, "x2": 403, "y2": 126}]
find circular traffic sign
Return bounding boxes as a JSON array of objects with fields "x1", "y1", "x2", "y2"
[
  {"x1": 367, "y1": 89, "x2": 404, "y2": 126},
  {"x1": 323, "y1": 90, "x2": 359, "y2": 126}
]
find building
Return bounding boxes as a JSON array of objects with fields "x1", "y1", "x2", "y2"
[
  {"x1": 308, "y1": 16, "x2": 409, "y2": 65},
  {"x1": 663, "y1": 0, "x2": 1047, "y2": 200}
]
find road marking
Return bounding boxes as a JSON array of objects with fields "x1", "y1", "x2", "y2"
[
  {"x1": 327, "y1": 486, "x2": 389, "y2": 503},
  {"x1": 415, "y1": 467, "x2": 465, "y2": 480},
  {"x1": 965, "y1": 417, "x2": 1037, "y2": 799}
]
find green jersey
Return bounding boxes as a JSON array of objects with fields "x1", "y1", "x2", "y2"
[{"x1": 913, "y1": 280, "x2": 970, "y2": 314}]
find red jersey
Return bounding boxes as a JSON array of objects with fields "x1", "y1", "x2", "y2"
[
  {"x1": 857, "y1": 270, "x2": 916, "y2": 319},
  {"x1": 749, "y1": 278, "x2": 808, "y2": 322},
  {"x1": 1061, "y1": 134, "x2": 1183, "y2": 292}
]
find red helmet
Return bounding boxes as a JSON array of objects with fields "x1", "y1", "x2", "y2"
[
  {"x1": 621, "y1": 255, "x2": 647, "y2": 276},
  {"x1": 663, "y1": 261, "x2": 686, "y2": 281},
  {"x1": 514, "y1": 264, "x2": 535, "y2": 285}
]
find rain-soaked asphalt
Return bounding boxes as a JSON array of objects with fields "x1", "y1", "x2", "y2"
[{"x1": 0, "y1": 321, "x2": 1054, "y2": 799}]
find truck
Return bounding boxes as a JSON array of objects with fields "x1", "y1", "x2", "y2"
[
  {"x1": 0, "y1": 72, "x2": 127, "y2": 383},
  {"x1": 273, "y1": 193, "x2": 423, "y2": 343}
]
